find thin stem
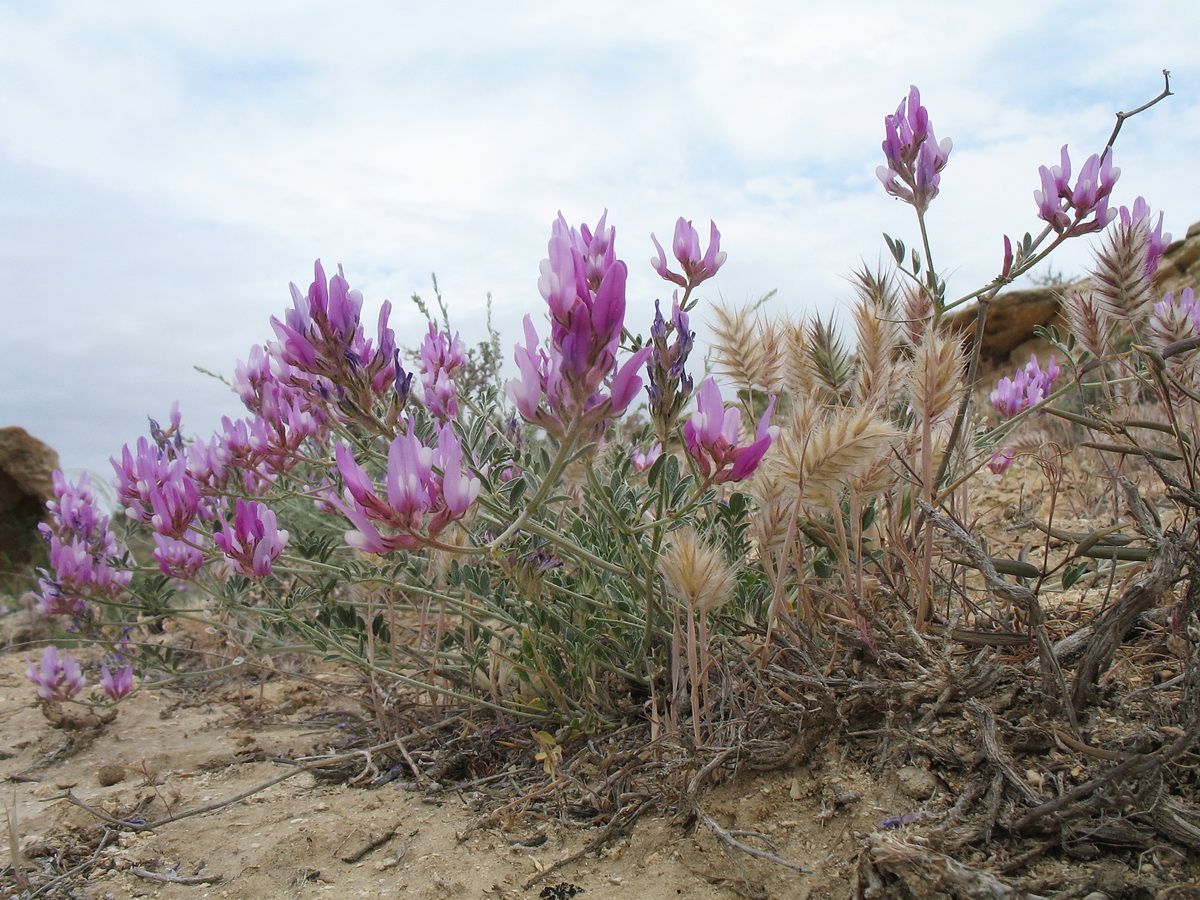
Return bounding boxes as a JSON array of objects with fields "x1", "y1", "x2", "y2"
[{"x1": 487, "y1": 420, "x2": 585, "y2": 547}]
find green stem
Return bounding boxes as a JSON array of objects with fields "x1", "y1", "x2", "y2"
[{"x1": 488, "y1": 420, "x2": 585, "y2": 548}]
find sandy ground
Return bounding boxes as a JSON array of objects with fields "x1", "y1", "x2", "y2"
[{"x1": 0, "y1": 644, "x2": 912, "y2": 900}]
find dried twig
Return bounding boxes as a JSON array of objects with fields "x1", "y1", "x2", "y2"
[
  {"x1": 338, "y1": 821, "x2": 402, "y2": 863},
  {"x1": 1015, "y1": 714, "x2": 1200, "y2": 832},
  {"x1": 682, "y1": 747, "x2": 812, "y2": 877},
  {"x1": 6, "y1": 800, "x2": 29, "y2": 894},
  {"x1": 1071, "y1": 480, "x2": 1187, "y2": 710},
  {"x1": 965, "y1": 700, "x2": 1042, "y2": 807},
  {"x1": 130, "y1": 866, "x2": 222, "y2": 885},
  {"x1": 522, "y1": 797, "x2": 655, "y2": 891},
  {"x1": 917, "y1": 499, "x2": 1078, "y2": 733}
]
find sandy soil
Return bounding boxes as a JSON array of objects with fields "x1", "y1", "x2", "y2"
[{"x1": 0, "y1": 643, "x2": 913, "y2": 900}]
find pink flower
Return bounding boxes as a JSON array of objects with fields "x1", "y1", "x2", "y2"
[
  {"x1": 683, "y1": 378, "x2": 778, "y2": 483},
  {"x1": 334, "y1": 420, "x2": 481, "y2": 554},
  {"x1": 987, "y1": 450, "x2": 1014, "y2": 474},
  {"x1": 876, "y1": 86, "x2": 952, "y2": 213},
  {"x1": 650, "y1": 218, "x2": 727, "y2": 288},
  {"x1": 99, "y1": 665, "x2": 135, "y2": 701},
  {"x1": 267, "y1": 261, "x2": 399, "y2": 418},
  {"x1": 1034, "y1": 146, "x2": 1119, "y2": 236},
  {"x1": 420, "y1": 324, "x2": 467, "y2": 420},
  {"x1": 508, "y1": 214, "x2": 652, "y2": 440},
  {"x1": 35, "y1": 469, "x2": 131, "y2": 622},
  {"x1": 1120, "y1": 197, "x2": 1172, "y2": 277},
  {"x1": 991, "y1": 354, "x2": 1060, "y2": 418},
  {"x1": 43, "y1": 471, "x2": 109, "y2": 547},
  {"x1": 632, "y1": 443, "x2": 663, "y2": 473},
  {"x1": 213, "y1": 499, "x2": 289, "y2": 578},
  {"x1": 152, "y1": 531, "x2": 207, "y2": 579},
  {"x1": 26, "y1": 647, "x2": 86, "y2": 702}
]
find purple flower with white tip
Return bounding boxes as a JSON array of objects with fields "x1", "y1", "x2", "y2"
[
  {"x1": 152, "y1": 531, "x2": 207, "y2": 579},
  {"x1": 419, "y1": 324, "x2": 467, "y2": 420},
  {"x1": 100, "y1": 665, "x2": 135, "y2": 701},
  {"x1": 213, "y1": 499, "x2": 289, "y2": 578},
  {"x1": 508, "y1": 213, "x2": 652, "y2": 440},
  {"x1": 632, "y1": 443, "x2": 663, "y2": 473},
  {"x1": 650, "y1": 218, "x2": 727, "y2": 288},
  {"x1": 991, "y1": 354, "x2": 1061, "y2": 418},
  {"x1": 1034, "y1": 146, "x2": 1120, "y2": 237},
  {"x1": 876, "y1": 86, "x2": 952, "y2": 213},
  {"x1": 26, "y1": 647, "x2": 86, "y2": 702},
  {"x1": 268, "y1": 261, "x2": 399, "y2": 423},
  {"x1": 1120, "y1": 197, "x2": 1172, "y2": 277},
  {"x1": 684, "y1": 378, "x2": 779, "y2": 483},
  {"x1": 334, "y1": 419, "x2": 481, "y2": 555}
]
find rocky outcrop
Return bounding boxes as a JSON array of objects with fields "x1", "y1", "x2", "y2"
[
  {"x1": 0, "y1": 427, "x2": 59, "y2": 576},
  {"x1": 944, "y1": 219, "x2": 1200, "y2": 363}
]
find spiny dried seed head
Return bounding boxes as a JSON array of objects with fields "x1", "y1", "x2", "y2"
[
  {"x1": 709, "y1": 302, "x2": 781, "y2": 392},
  {"x1": 746, "y1": 461, "x2": 797, "y2": 555},
  {"x1": 899, "y1": 283, "x2": 935, "y2": 348},
  {"x1": 853, "y1": 292, "x2": 903, "y2": 408},
  {"x1": 905, "y1": 332, "x2": 964, "y2": 425},
  {"x1": 806, "y1": 316, "x2": 854, "y2": 404},
  {"x1": 781, "y1": 314, "x2": 813, "y2": 402},
  {"x1": 1091, "y1": 218, "x2": 1154, "y2": 323},
  {"x1": 1063, "y1": 288, "x2": 1114, "y2": 361}
]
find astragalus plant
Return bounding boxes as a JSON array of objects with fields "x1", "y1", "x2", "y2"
[{"x1": 24, "y1": 73, "x2": 1189, "y2": 757}]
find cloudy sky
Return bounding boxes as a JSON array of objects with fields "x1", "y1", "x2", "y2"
[{"x1": 2, "y1": 1, "x2": 1198, "y2": 481}]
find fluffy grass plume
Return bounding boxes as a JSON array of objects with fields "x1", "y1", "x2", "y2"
[
  {"x1": 658, "y1": 526, "x2": 737, "y2": 614},
  {"x1": 777, "y1": 407, "x2": 900, "y2": 510}
]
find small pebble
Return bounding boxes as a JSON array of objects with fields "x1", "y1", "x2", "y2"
[
  {"x1": 896, "y1": 765, "x2": 937, "y2": 800},
  {"x1": 97, "y1": 766, "x2": 125, "y2": 787}
]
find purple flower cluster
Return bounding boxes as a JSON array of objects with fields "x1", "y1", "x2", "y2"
[
  {"x1": 334, "y1": 420, "x2": 481, "y2": 554},
  {"x1": 1034, "y1": 146, "x2": 1120, "y2": 237},
  {"x1": 419, "y1": 323, "x2": 467, "y2": 420},
  {"x1": 213, "y1": 499, "x2": 290, "y2": 578},
  {"x1": 233, "y1": 344, "x2": 331, "y2": 471},
  {"x1": 650, "y1": 218, "x2": 727, "y2": 289},
  {"x1": 683, "y1": 378, "x2": 778, "y2": 483},
  {"x1": 34, "y1": 471, "x2": 132, "y2": 621},
  {"x1": 26, "y1": 646, "x2": 86, "y2": 701},
  {"x1": 990, "y1": 354, "x2": 1061, "y2": 418},
  {"x1": 507, "y1": 213, "x2": 651, "y2": 440},
  {"x1": 100, "y1": 663, "x2": 135, "y2": 700},
  {"x1": 1121, "y1": 197, "x2": 1172, "y2": 278},
  {"x1": 26, "y1": 646, "x2": 134, "y2": 703},
  {"x1": 876, "y1": 86, "x2": 952, "y2": 213},
  {"x1": 271, "y1": 261, "x2": 398, "y2": 403}
]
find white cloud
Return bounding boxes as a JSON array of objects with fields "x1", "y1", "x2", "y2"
[{"x1": 1, "y1": 1, "x2": 1198, "y2": 479}]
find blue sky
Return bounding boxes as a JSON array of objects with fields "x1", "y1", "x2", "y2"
[{"x1": 2, "y1": 1, "x2": 1198, "y2": 480}]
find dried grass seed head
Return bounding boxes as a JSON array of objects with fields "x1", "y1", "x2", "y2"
[
  {"x1": 709, "y1": 301, "x2": 783, "y2": 393},
  {"x1": 658, "y1": 526, "x2": 737, "y2": 614}
]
